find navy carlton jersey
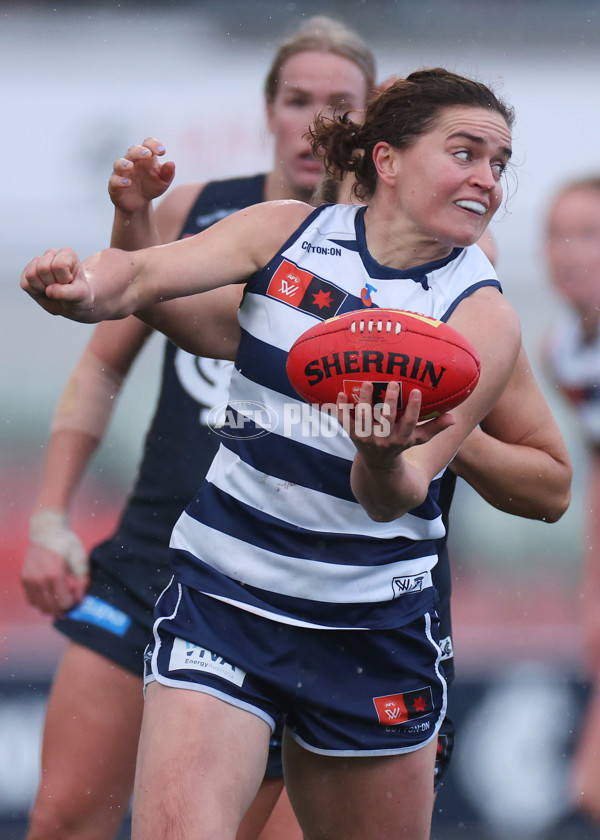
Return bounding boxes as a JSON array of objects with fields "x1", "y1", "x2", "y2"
[
  {"x1": 169, "y1": 202, "x2": 501, "y2": 632},
  {"x1": 90, "y1": 174, "x2": 266, "y2": 617}
]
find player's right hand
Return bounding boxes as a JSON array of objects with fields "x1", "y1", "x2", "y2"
[
  {"x1": 21, "y1": 248, "x2": 94, "y2": 319},
  {"x1": 22, "y1": 544, "x2": 89, "y2": 618},
  {"x1": 108, "y1": 137, "x2": 176, "y2": 213}
]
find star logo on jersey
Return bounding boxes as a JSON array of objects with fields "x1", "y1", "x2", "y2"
[
  {"x1": 312, "y1": 289, "x2": 335, "y2": 310},
  {"x1": 267, "y1": 259, "x2": 347, "y2": 320},
  {"x1": 373, "y1": 687, "x2": 433, "y2": 726}
]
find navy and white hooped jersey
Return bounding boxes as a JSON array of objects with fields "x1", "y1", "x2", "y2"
[
  {"x1": 88, "y1": 175, "x2": 266, "y2": 619},
  {"x1": 546, "y1": 310, "x2": 600, "y2": 445},
  {"x1": 169, "y1": 202, "x2": 501, "y2": 631}
]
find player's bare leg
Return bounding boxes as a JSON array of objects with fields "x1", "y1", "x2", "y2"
[
  {"x1": 283, "y1": 728, "x2": 436, "y2": 840},
  {"x1": 256, "y1": 785, "x2": 303, "y2": 840},
  {"x1": 132, "y1": 682, "x2": 271, "y2": 840},
  {"x1": 26, "y1": 642, "x2": 144, "y2": 840},
  {"x1": 238, "y1": 777, "x2": 287, "y2": 840}
]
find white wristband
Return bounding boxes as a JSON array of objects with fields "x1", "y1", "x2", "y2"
[{"x1": 29, "y1": 510, "x2": 90, "y2": 577}]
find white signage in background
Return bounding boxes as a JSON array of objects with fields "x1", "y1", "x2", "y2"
[
  {"x1": 455, "y1": 662, "x2": 579, "y2": 838},
  {"x1": 0, "y1": 694, "x2": 45, "y2": 815}
]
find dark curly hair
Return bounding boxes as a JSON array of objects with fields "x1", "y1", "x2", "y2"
[{"x1": 310, "y1": 67, "x2": 515, "y2": 201}]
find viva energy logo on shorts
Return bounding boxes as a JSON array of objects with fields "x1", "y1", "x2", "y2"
[
  {"x1": 373, "y1": 688, "x2": 433, "y2": 726},
  {"x1": 168, "y1": 638, "x2": 246, "y2": 686}
]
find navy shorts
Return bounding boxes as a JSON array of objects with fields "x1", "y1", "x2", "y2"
[
  {"x1": 55, "y1": 569, "x2": 285, "y2": 775},
  {"x1": 55, "y1": 563, "x2": 151, "y2": 676},
  {"x1": 144, "y1": 578, "x2": 447, "y2": 757}
]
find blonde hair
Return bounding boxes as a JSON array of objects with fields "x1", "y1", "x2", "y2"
[{"x1": 264, "y1": 16, "x2": 376, "y2": 103}]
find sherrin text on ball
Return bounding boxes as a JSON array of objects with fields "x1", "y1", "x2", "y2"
[{"x1": 286, "y1": 309, "x2": 481, "y2": 420}]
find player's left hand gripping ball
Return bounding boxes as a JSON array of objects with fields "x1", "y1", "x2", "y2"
[{"x1": 286, "y1": 309, "x2": 480, "y2": 420}]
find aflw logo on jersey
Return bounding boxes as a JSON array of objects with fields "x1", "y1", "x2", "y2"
[
  {"x1": 267, "y1": 259, "x2": 347, "y2": 319},
  {"x1": 373, "y1": 687, "x2": 433, "y2": 726},
  {"x1": 392, "y1": 574, "x2": 425, "y2": 597}
]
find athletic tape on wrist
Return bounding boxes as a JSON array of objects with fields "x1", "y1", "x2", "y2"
[
  {"x1": 51, "y1": 346, "x2": 125, "y2": 438},
  {"x1": 29, "y1": 510, "x2": 90, "y2": 576}
]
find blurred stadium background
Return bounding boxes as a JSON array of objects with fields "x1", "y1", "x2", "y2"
[{"x1": 2, "y1": 0, "x2": 600, "y2": 836}]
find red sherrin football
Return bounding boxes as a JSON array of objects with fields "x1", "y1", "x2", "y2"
[{"x1": 286, "y1": 309, "x2": 480, "y2": 420}]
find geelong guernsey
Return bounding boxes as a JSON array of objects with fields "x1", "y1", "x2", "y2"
[
  {"x1": 169, "y1": 203, "x2": 501, "y2": 630},
  {"x1": 88, "y1": 175, "x2": 266, "y2": 618}
]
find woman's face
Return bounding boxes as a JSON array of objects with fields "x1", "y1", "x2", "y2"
[
  {"x1": 385, "y1": 105, "x2": 512, "y2": 251},
  {"x1": 266, "y1": 50, "x2": 369, "y2": 199},
  {"x1": 546, "y1": 186, "x2": 600, "y2": 318}
]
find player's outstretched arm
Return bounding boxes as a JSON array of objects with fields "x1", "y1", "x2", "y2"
[
  {"x1": 451, "y1": 345, "x2": 572, "y2": 522},
  {"x1": 21, "y1": 200, "x2": 313, "y2": 323},
  {"x1": 137, "y1": 285, "x2": 242, "y2": 361},
  {"x1": 21, "y1": 246, "x2": 144, "y2": 321}
]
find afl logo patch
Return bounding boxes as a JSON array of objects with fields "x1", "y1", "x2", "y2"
[{"x1": 206, "y1": 400, "x2": 278, "y2": 439}]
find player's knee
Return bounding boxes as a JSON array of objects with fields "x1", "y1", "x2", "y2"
[
  {"x1": 27, "y1": 796, "x2": 121, "y2": 840},
  {"x1": 27, "y1": 804, "x2": 75, "y2": 840}
]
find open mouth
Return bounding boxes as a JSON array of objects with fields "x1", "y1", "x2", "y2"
[
  {"x1": 455, "y1": 199, "x2": 487, "y2": 216},
  {"x1": 299, "y1": 152, "x2": 323, "y2": 172}
]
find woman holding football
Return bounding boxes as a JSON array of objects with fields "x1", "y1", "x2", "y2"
[
  {"x1": 21, "y1": 16, "x2": 374, "y2": 840},
  {"x1": 22, "y1": 68, "x2": 542, "y2": 840}
]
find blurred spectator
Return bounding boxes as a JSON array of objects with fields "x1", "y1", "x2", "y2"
[{"x1": 543, "y1": 175, "x2": 600, "y2": 828}]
